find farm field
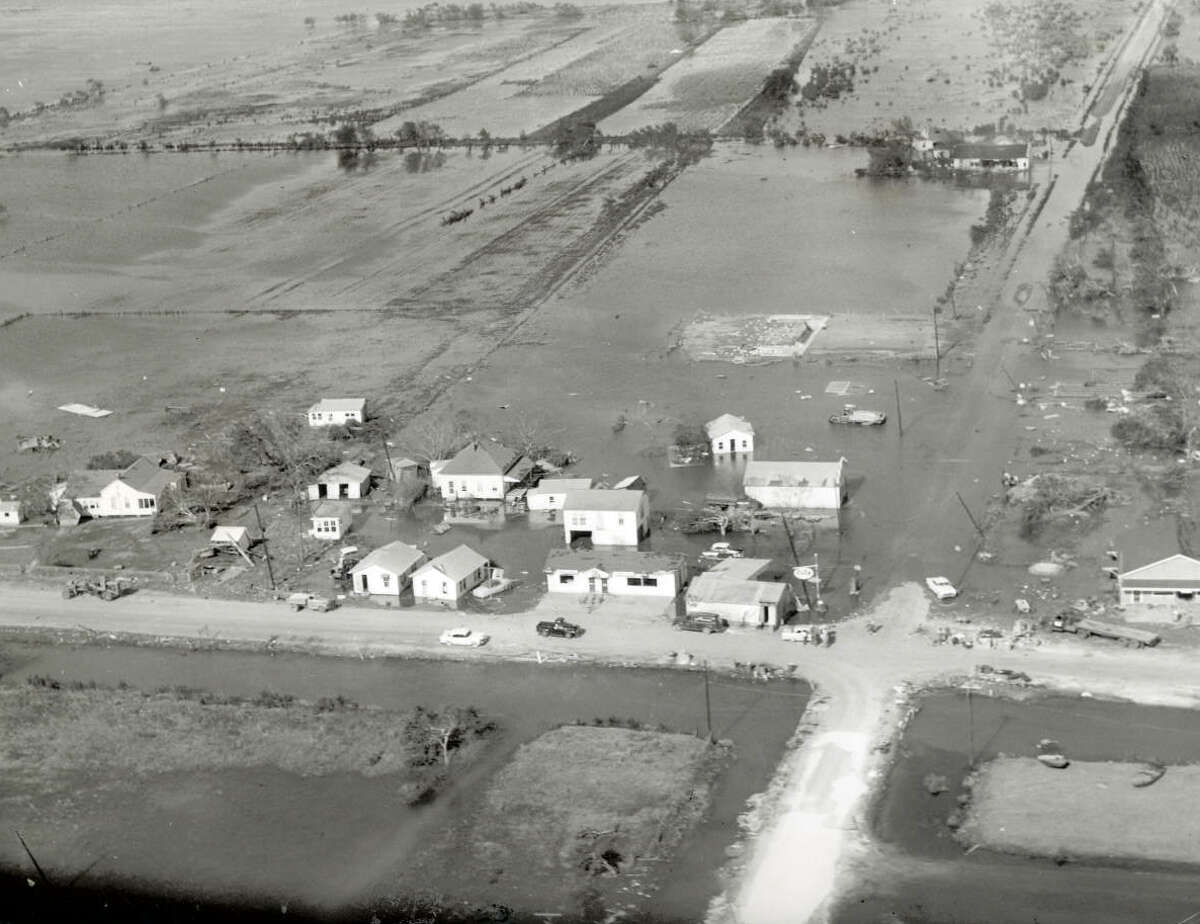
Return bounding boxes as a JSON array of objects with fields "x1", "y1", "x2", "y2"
[
  {"x1": 790, "y1": 0, "x2": 1145, "y2": 139},
  {"x1": 600, "y1": 16, "x2": 818, "y2": 134}
]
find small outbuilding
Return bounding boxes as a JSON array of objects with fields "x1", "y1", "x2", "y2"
[
  {"x1": 210, "y1": 525, "x2": 251, "y2": 551},
  {"x1": 527, "y1": 478, "x2": 595, "y2": 511},
  {"x1": 309, "y1": 501, "x2": 352, "y2": 541},
  {"x1": 544, "y1": 548, "x2": 688, "y2": 597},
  {"x1": 744, "y1": 459, "x2": 846, "y2": 509},
  {"x1": 412, "y1": 544, "x2": 490, "y2": 605},
  {"x1": 706, "y1": 413, "x2": 755, "y2": 455},
  {"x1": 0, "y1": 500, "x2": 25, "y2": 525},
  {"x1": 1118, "y1": 554, "x2": 1200, "y2": 606},
  {"x1": 307, "y1": 398, "x2": 366, "y2": 428},
  {"x1": 948, "y1": 142, "x2": 1029, "y2": 172},
  {"x1": 350, "y1": 540, "x2": 427, "y2": 599},
  {"x1": 308, "y1": 461, "x2": 372, "y2": 501},
  {"x1": 686, "y1": 569, "x2": 794, "y2": 628}
]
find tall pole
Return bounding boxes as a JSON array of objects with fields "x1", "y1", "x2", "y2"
[
  {"x1": 893, "y1": 379, "x2": 903, "y2": 436},
  {"x1": 253, "y1": 503, "x2": 277, "y2": 590},
  {"x1": 703, "y1": 660, "x2": 713, "y2": 742},
  {"x1": 381, "y1": 438, "x2": 395, "y2": 482},
  {"x1": 967, "y1": 685, "x2": 976, "y2": 768},
  {"x1": 955, "y1": 491, "x2": 986, "y2": 539},
  {"x1": 932, "y1": 307, "x2": 942, "y2": 380}
]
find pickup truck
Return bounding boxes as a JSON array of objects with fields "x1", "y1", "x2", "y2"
[
  {"x1": 1051, "y1": 616, "x2": 1160, "y2": 649},
  {"x1": 536, "y1": 617, "x2": 583, "y2": 639}
]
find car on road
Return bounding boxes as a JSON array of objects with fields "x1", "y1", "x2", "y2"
[
  {"x1": 439, "y1": 626, "x2": 489, "y2": 647},
  {"x1": 781, "y1": 624, "x2": 814, "y2": 643},
  {"x1": 673, "y1": 612, "x2": 728, "y2": 634},
  {"x1": 925, "y1": 576, "x2": 958, "y2": 600},
  {"x1": 536, "y1": 617, "x2": 582, "y2": 639}
]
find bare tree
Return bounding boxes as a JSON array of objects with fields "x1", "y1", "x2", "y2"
[{"x1": 410, "y1": 415, "x2": 469, "y2": 465}]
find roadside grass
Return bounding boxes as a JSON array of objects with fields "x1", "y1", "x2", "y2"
[
  {"x1": 0, "y1": 684, "x2": 493, "y2": 796},
  {"x1": 471, "y1": 725, "x2": 717, "y2": 879},
  {"x1": 958, "y1": 757, "x2": 1200, "y2": 863}
]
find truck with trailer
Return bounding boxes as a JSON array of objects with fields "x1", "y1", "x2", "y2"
[{"x1": 1051, "y1": 615, "x2": 1160, "y2": 648}]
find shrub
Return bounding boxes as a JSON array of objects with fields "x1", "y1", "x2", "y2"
[{"x1": 86, "y1": 449, "x2": 140, "y2": 470}]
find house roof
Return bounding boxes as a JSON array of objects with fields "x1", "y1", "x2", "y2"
[
  {"x1": 317, "y1": 461, "x2": 372, "y2": 483},
  {"x1": 308, "y1": 398, "x2": 365, "y2": 414},
  {"x1": 705, "y1": 413, "x2": 754, "y2": 439},
  {"x1": 529, "y1": 478, "x2": 594, "y2": 496},
  {"x1": 744, "y1": 460, "x2": 844, "y2": 488},
  {"x1": 115, "y1": 457, "x2": 182, "y2": 496},
  {"x1": 563, "y1": 489, "x2": 645, "y2": 512},
  {"x1": 688, "y1": 573, "x2": 789, "y2": 606},
  {"x1": 64, "y1": 469, "x2": 120, "y2": 498},
  {"x1": 544, "y1": 547, "x2": 686, "y2": 574},
  {"x1": 311, "y1": 500, "x2": 352, "y2": 519},
  {"x1": 708, "y1": 558, "x2": 771, "y2": 580},
  {"x1": 210, "y1": 525, "x2": 249, "y2": 546},
  {"x1": 0, "y1": 500, "x2": 20, "y2": 513},
  {"x1": 351, "y1": 540, "x2": 426, "y2": 576},
  {"x1": 1120, "y1": 554, "x2": 1200, "y2": 586},
  {"x1": 418, "y1": 544, "x2": 489, "y2": 582},
  {"x1": 950, "y1": 143, "x2": 1028, "y2": 160},
  {"x1": 438, "y1": 441, "x2": 521, "y2": 477},
  {"x1": 612, "y1": 475, "x2": 645, "y2": 491}
]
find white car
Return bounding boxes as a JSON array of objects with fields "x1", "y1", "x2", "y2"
[
  {"x1": 781, "y1": 624, "x2": 814, "y2": 643},
  {"x1": 439, "y1": 626, "x2": 490, "y2": 647},
  {"x1": 925, "y1": 576, "x2": 958, "y2": 600}
]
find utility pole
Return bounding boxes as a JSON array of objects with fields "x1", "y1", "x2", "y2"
[
  {"x1": 253, "y1": 503, "x2": 277, "y2": 590},
  {"x1": 381, "y1": 438, "x2": 395, "y2": 482},
  {"x1": 703, "y1": 660, "x2": 713, "y2": 743},
  {"x1": 955, "y1": 491, "x2": 986, "y2": 539},
  {"x1": 893, "y1": 379, "x2": 903, "y2": 436},
  {"x1": 932, "y1": 306, "x2": 942, "y2": 380},
  {"x1": 966, "y1": 685, "x2": 976, "y2": 768}
]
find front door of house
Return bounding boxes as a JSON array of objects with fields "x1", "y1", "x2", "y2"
[
  {"x1": 361, "y1": 574, "x2": 369, "y2": 592},
  {"x1": 317, "y1": 484, "x2": 328, "y2": 499},
  {"x1": 339, "y1": 483, "x2": 349, "y2": 499}
]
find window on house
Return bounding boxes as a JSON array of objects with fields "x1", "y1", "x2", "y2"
[
  {"x1": 717, "y1": 441, "x2": 724, "y2": 450},
  {"x1": 559, "y1": 574, "x2": 575, "y2": 584},
  {"x1": 447, "y1": 481, "x2": 455, "y2": 494},
  {"x1": 382, "y1": 574, "x2": 391, "y2": 588},
  {"x1": 627, "y1": 576, "x2": 643, "y2": 586},
  {"x1": 617, "y1": 515, "x2": 625, "y2": 526},
  {"x1": 644, "y1": 577, "x2": 658, "y2": 587},
  {"x1": 442, "y1": 582, "x2": 449, "y2": 594},
  {"x1": 742, "y1": 440, "x2": 748, "y2": 448}
]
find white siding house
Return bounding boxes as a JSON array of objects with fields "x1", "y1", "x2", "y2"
[
  {"x1": 307, "y1": 398, "x2": 366, "y2": 428},
  {"x1": 0, "y1": 500, "x2": 24, "y2": 525},
  {"x1": 687, "y1": 565, "x2": 794, "y2": 628},
  {"x1": 545, "y1": 548, "x2": 686, "y2": 597},
  {"x1": 350, "y1": 541, "x2": 427, "y2": 599},
  {"x1": 948, "y1": 142, "x2": 1030, "y2": 171},
  {"x1": 53, "y1": 457, "x2": 184, "y2": 520},
  {"x1": 706, "y1": 413, "x2": 755, "y2": 455},
  {"x1": 432, "y1": 442, "x2": 533, "y2": 501},
  {"x1": 562, "y1": 490, "x2": 650, "y2": 547},
  {"x1": 309, "y1": 501, "x2": 352, "y2": 540},
  {"x1": 1118, "y1": 554, "x2": 1200, "y2": 606},
  {"x1": 412, "y1": 544, "x2": 490, "y2": 605},
  {"x1": 528, "y1": 478, "x2": 595, "y2": 511},
  {"x1": 744, "y1": 459, "x2": 846, "y2": 509},
  {"x1": 307, "y1": 461, "x2": 372, "y2": 500}
]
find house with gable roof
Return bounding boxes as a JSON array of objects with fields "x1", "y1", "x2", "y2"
[
  {"x1": 562, "y1": 489, "x2": 650, "y2": 546},
  {"x1": 412, "y1": 544, "x2": 490, "y2": 605},
  {"x1": 706, "y1": 413, "x2": 755, "y2": 455},
  {"x1": 307, "y1": 398, "x2": 366, "y2": 428},
  {"x1": 1118, "y1": 554, "x2": 1200, "y2": 606},
  {"x1": 52, "y1": 457, "x2": 184, "y2": 520},
  {"x1": 431, "y1": 441, "x2": 533, "y2": 502},
  {"x1": 743, "y1": 459, "x2": 846, "y2": 509},
  {"x1": 350, "y1": 540, "x2": 427, "y2": 599}
]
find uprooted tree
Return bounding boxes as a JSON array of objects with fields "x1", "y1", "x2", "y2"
[{"x1": 405, "y1": 705, "x2": 496, "y2": 767}]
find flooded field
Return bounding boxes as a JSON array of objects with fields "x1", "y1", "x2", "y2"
[
  {"x1": 0, "y1": 642, "x2": 810, "y2": 921},
  {"x1": 834, "y1": 689, "x2": 1200, "y2": 923}
]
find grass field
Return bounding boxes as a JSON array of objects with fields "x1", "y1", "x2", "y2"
[{"x1": 958, "y1": 757, "x2": 1200, "y2": 864}]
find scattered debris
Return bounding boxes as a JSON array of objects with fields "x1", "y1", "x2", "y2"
[
  {"x1": 16, "y1": 435, "x2": 61, "y2": 452},
  {"x1": 57, "y1": 403, "x2": 112, "y2": 418}
]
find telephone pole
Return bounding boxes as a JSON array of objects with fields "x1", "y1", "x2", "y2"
[
  {"x1": 932, "y1": 306, "x2": 942, "y2": 380},
  {"x1": 253, "y1": 503, "x2": 277, "y2": 590},
  {"x1": 703, "y1": 660, "x2": 713, "y2": 742},
  {"x1": 893, "y1": 379, "x2": 903, "y2": 436}
]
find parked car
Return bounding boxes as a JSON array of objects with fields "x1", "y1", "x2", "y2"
[
  {"x1": 439, "y1": 626, "x2": 489, "y2": 647},
  {"x1": 781, "y1": 624, "x2": 814, "y2": 643},
  {"x1": 829, "y1": 405, "x2": 887, "y2": 426},
  {"x1": 308, "y1": 595, "x2": 338, "y2": 612},
  {"x1": 673, "y1": 612, "x2": 728, "y2": 634},
  {"x1": 925, "y1": 576, "x2": 958, "y2": 600},
  {"x1": 536, "y1": 617, "x2": 582, "y2": 638},
  {"x1": 700, "y1": 542, "x2": 744, "y2": 561}
]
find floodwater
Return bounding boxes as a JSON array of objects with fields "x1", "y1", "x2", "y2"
[
  {"x1": 834, "y1": 690, "x2": 1200, "y2": 923},
  {"x1": 0, "y1": 643, "x2": 810, "y2": 921}
]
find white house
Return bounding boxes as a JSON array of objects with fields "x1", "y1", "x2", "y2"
[
  {"x1": 52, "y1": 457, "x2": 184, "y2": 520},
  {"x1": 432, "y1": 442, "x2": 533, "y2": 502},
  {"x1": 0, "y1": 500, "x2": 24, "y2": 525},
  {"x1": 687, "y1": 559, "x2": 794, "y2": 628},
  {"x1": 562, "y1": 489, "x2": 650, "y2": 547},
  {"x1": 1118, "y1": 554, "x2": 1200, "y2": 606},
  {"x1": 412, "y1": 544, "x2": 490, "y2": 605},
  {"x1": 544, "y1": 548, "x2": 687, "y2": 597},
  {"x1": 307, "y1": 398, "x2": 366, "y2": 428},
  {"x1": 309, "y1": 501, "x2": 352, "y2": 540},
  {"x1": 528, "y1": 478, "x2": 594, "y2": 512},
  {"x1": 307, "y1": 461, "x2": 372, "y2": 501},
  {"x1": 949, "y1": 142, "x2": 1029, "y2": 172},
  {"x1": 210, "y1": 525, "x2": 251, "y2": 551},
  {"x1": 706, "y1": 413, "x2": 755, "y2": 455},
  {"x1": 350, "y1": 540, "x2": 427, "y2": 598},
  {"x1": 744, "y1": 459, "x2": 846, "y2": 509}
]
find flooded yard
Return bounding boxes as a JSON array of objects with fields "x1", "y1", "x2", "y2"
[
  {"x1": 835, "y1": 689, "x2": 1200, "y2": 923},
  {"x1": 0, "y1": 643, "x2": 810, "y2": 921}
]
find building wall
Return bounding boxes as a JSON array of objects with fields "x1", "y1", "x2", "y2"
[
  {"x1": 308, "y1": 408, "x2": 364, "y2": 427},
  {"x1": 414, "y1": 564, "x2": 487, "y2": 603},
  {"x1": 307, "y1": 478, "x2": 369, "y2": 501},
  {"x1": 528, "y1": 492, "x2": 568, "y2": 511},
  {"x1": 1119, "y1": 586, "x2": 1198, "y2": 605},
  {"x1": 98, "y1": 480, "x2": 174, "y2": 517},
  {"x1": 353, "y1": 562, "x2": 419, "y2": 597},
  {"x1": 0, "y1": 507, "x2": 23, "y2": 524},
  {"x1": 310, "y1": 516, "x2": 346, "y2": 540},
  {"x1": 434, "y1": 473, "x2": 505, "y2": 501},
  {"x1": 745, "y1": 484, "x2": 843, "y2": 509},
  {"x1": 711, "y1": 429, "x2": 754, "y2": 455},
  {"x1": 547, "y1": 568, "x2": 679, "y2": 596}
]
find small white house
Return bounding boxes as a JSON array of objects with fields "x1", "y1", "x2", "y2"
[
  {"x1": 562, "y1": 489, "x2": 650, "y2": 547},
  {"x1": 744, "y1": 459, "x2": 846, "y2": 509},
  {"x1": 544, "y1": 548, "x2": 687, "y2": 597},
  {"x1": 0, "y1": 500, "x2": 24, "y2": 525},
  {"x1": 307, "y1": 461, "x2": 372, "y2": 501},
  {"x1": 687, "y1": 569, "x2": 794, "y2": 628},
  {"x1": 210, "y1": 525, "x2": 251, "y2": 551},
  {"x1": 309, "y1": 501, "x2": 352, "y2": 541},
  {"x1": 307, "y1": 398, "x2": 366, "y2": 428},
  {"x1": 432, "y1": 442, "x2": 533, "y2": 501},
  {"x1": 53, "y1": 457, "x2": 184, "y2": 519},
  {"x1": 350, "y1": 540, "x2": 427, "y2": 598},
  {"x1": 528, "y1": 478, "x2": 594, "y2": 512},
  {"x1": 1118, "y1": 554, "x2": 1200, "y2": 606},
  {"x1": 948, "y1": 142, "x2": 1030, "y2": 172},
  {"x1": 706, "y1": 413, "x2": 755, "y2": 455},
  {"x1": 412, "y1": 544, "x2": 490, "y2": 605}
]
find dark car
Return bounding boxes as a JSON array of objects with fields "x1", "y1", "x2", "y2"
[
  {"x1": 673, "y1": 612, "x2": 729, "y2": 634},
  {"x1": 536, "y1": 617, "x2": 583, "y2": 639}
]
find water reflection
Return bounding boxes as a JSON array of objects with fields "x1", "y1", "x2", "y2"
[{"x1": 403, "y1": 149, "x2": 447, "y2": 173}]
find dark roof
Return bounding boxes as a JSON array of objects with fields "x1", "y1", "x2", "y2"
[
  {"x1": 544, "y1": 547, "x2": 686, "y2": 574},
  {"x1": 439, "y1": 441, "x2": 520, "y2": 477},
  {"x1": 950, "y1": 143, "x2": 1028, "y2": 160},
  {"x1": 117, "y1": 457, "x2": 182, "y2": 495}
]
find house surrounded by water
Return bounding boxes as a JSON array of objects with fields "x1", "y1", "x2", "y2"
[{"x1": 743, "y1": 459, "x2": 846, "y2": 509}]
